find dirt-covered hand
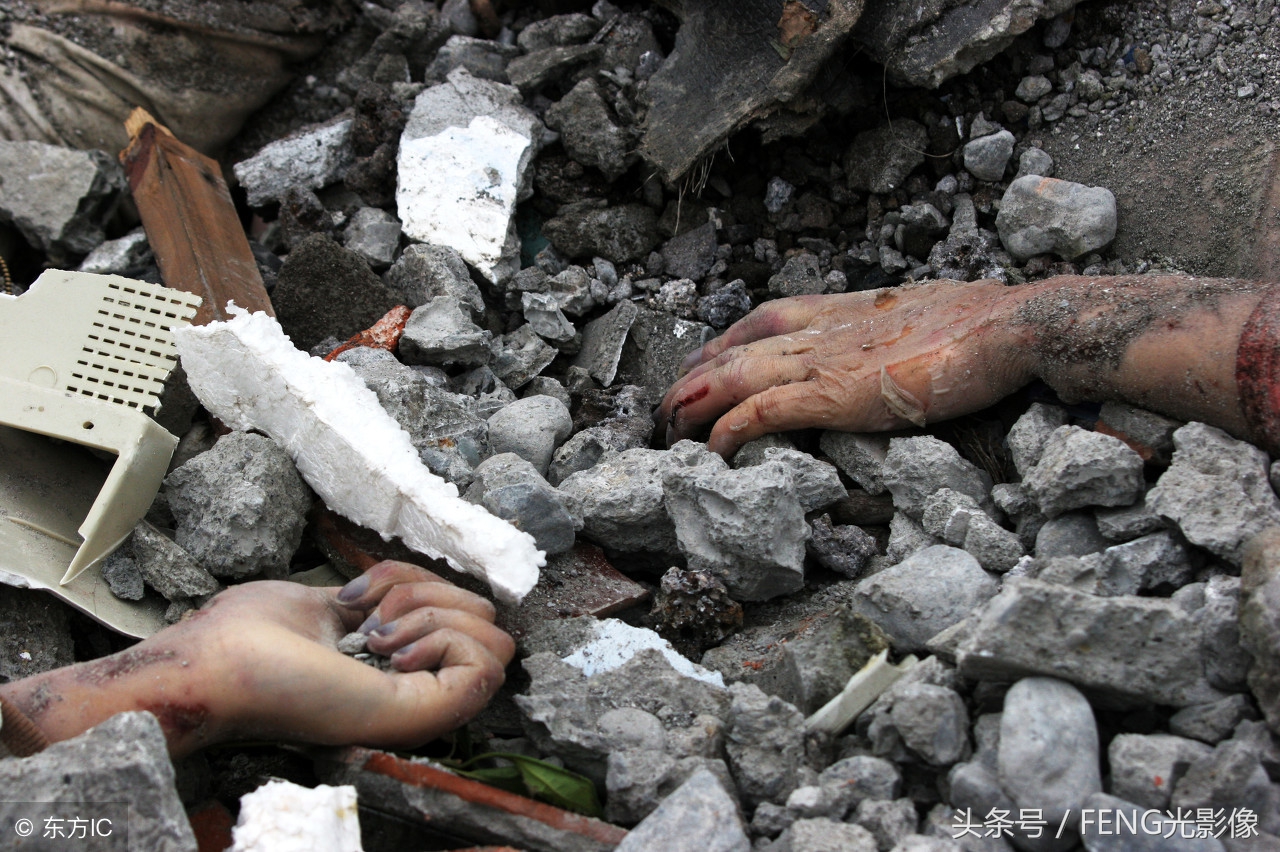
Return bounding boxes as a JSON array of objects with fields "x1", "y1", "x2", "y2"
[{"x1": 656, "y1": 281, "x2": 1036, "y2": 456}]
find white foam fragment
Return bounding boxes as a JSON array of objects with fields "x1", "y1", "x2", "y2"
[
  {"x1": 174, "y1": 306, "x2": 543, "y2": 603},
  {"x1": 229, "y1": 780, "x2": 362, "y2": 852},
  {"x1": 561, "y1": 619, "x2": 726, "y2": 687},
  {"x1": 397, "y1": 114, "x2": 529, "y2": 283}
]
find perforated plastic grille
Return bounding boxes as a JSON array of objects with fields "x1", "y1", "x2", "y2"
[{"x1": 64, "y1": 280, "x2": 200, "y2": 410}]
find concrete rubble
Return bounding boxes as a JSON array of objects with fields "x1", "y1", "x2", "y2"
[{"x1": 2, "y1": 0, "x2": 1279, "y2": 849}]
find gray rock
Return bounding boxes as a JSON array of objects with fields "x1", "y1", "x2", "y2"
[
  {"x1": 573, "y1": 299, "x2": 639, "y2": 387},
  {"x1": 784, "y1": 785, "x2": 846, "y2": 821},
  {"x1": 522, "y1": 377, "x2": 571, "y2": 409},
  {"x1": 1035, "y1": 512, "x2": 1108, "y2": 557},
  {"x1": 664, "y1": 460, "x2": 808, "y2": 601},
  {"x1": 820, "y1": 432, "x2": 891, "y2": 496},
  {"x1": 725, "y1": 682, "x2": 806, "y2": 808},
  {"x1": 773, "y1": 819, "x2": 878, "y2": 852},
  {"x1": 697, "y1": 279, "x2": 753, "y2": 329},
  {"x1": 1108, "y1": 733, "x2": 1213, "y2": 810},
  {"x1": 399, "y1": 296, "x2": 494, "y2": 368},
  {"x1": 383, "y1": 242, "x2": 486, "y2": 316},
  {"x1": 881, "y1": 437, "x2": 992, "y2": 519},
  {"x1": 1007, "y1": 403, "x2": 1069, "y2": 477},
  {"x1": 548, "y1": 265, "x2": 597, "y2": 317},
  {"x1": 605, "y1": 750, "x2": 734, "y2": 827},
  {"x1": 650, "y1": 279, "x2": 698, "y2": 319},
  {"x1": 614, "y1": 769, "x2": 749, "y2": 852},
  {"x1": 233, "y1": 116, "x2": 352, "y2": 207},
  {"x1": 517, "y1": 13, "x2": 602, "y2": 50},
  {"x1": 544, "y1": 78, "x2": 629, "y2": 180},
  {"x1": 963, "y1": 131, "x2": 1015, "y2": 182},
  {"x1": 1169, "y1": 695, "x2": 1259, "y2": 745},
  {"x1": 129, "y1": 521, "x2": 222, "y2": 602},
  {"x1": 340, "y1": 348, "x2": 488, "y2": 482},
  {"x1": 1015, "y1": 75, "x2": 1054, "y2": 102},
  {"x1": 854, "y1": 0, "x2": 1079, "y2": 89},
  {"x1": 1195, "y1": 575, "x2": 1252, "y2": 692},
  {"x1": 752, "y1": 802, "x2": 796, "y2": 838},
  {"x1": 615, "y1": 308, "x2": 714, "y2": 406},
  {"x1": 1094, "y1": 496, "x2": 1167, "y2": 542},
  {"x1": 854, "y1": 798, "x2": 919, "y2": 851},
  {"x1": 1147, "y1": 422, "x2": 1280, "y2": 566},
  {"x1": 344, "y1": 207, "x2": 401, "y2": 269},
  {"x1": 1016, "y1": 147, "x2": 1055, "y2": 179},
  {"x1": 662, "y1": 222, "x2": 719, "y2": 282},
  {"x1": 1171, "y1": 739, "x2": 1278, "y2": 830},
  {"x1": 818, "y1": 755, "x2": 902, "y2": 814},
  {"x1": 559, "y1": 447, "x2": 711, "y2": 556},
  {"x1": 1242, "y1": 531, "x2": 1280, "y2": 735},
  {"x1": 756, "y1": 448, "x2": 847, "y2": 513},
  {"x1": 101, "y1": 547, "x2": 146, "y2": 601},
  {"x1": 507, "y1": 44, "x2": 604, "y2": 92},
  {"x1": 464, "y1": 453, "x2": 578, "y2": 555},
  {"x1": 879, "y1": 682, "x2": 971, "y2": 766},
  {"x1": 520, "y1": 292, "x2": 576, "y2": 342},
  {"x1": 948, "y1": 760, "x2": 1017, "y2": 830},
  {"x1": 769, "y1": 253, "x2": 825, "y2": 298},
  {"x1": 424, "y1": 35, "x2": 519, "y2": 82},
  {"x1": 78, "y1": 228, "x2": 151, "y2": 275},
  {"x1": 996, "y1": 175, "x2": 1118, "y2": 261},
  {"x1": 1098, "y1": 403, "x2": 1180, "y2": 461},
  {"x1": 492, "y1": 324, "x2": 558, "y2": 389},
  {"x1": 845, "y1": 122, "x2": 929, "y2": 194},
  {"x1": 165, "y1": 431, "x2": 312, "y2": 580},
  {"x1": 886, "y1": 513, "x2": 943, "y2": 564},
  {"x1": 1022, "y1": 426, "x2": 1144, "y2": 518},
  {"x1": 517, "y1": 649, "x2": 730, "y2": 784},
  {"x1": 0, "y1": 141, "x2": 125, "y2": 257},
  {"x1": 922, "y1": 490, "x2": 1023, "y2": 573},
  {"x1": 999, "y1": 677, "x2": 1101, "y2": 852},
  {"x1": 0, "y1": 712, "x2": 196, "y2": 851},
  {"x1": 922, "y1": 803, "x2": 1016, "y2": 852},
  {"x1": 1103, "y1": 531, "x2": 1197, "y2": 591},
  {"x1": 852, "y1": 546, "x2": 998, "y2": 653},
  {"x1": 486, "y1": 395, "x2": 573, "y2": 476},
  {"x1": 544, "y1": 201, "x2": 661, "y2": 263},
  {"x1": 1079, "y1": 792, "x2": 1226, "y2": 852},
  {"x1": 807, "y1": 515, "x2": 878, "y2": 579},
  {"x1": 956, "y1": 578, "x2": 1224, "y2": 707},
  {"x1": 777, "y1": 605, "x2": 890, "y2": 715},
  {"x1": 892, "y1": 837, "x2": 966, "y2": 852}
]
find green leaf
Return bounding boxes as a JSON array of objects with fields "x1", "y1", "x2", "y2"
[{"x1": 448, "y1": 752, "x2": 604, "y2": 818}]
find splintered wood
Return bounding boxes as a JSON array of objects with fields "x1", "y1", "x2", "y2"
[{"x1": 120, "y1": 107, "x2": 273, "y2": 326}]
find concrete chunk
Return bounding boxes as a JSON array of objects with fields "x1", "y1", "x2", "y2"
[
  {"x1": 0, "y1": 141, "x2": 124, "y2": 256},
  {"x1": 1022, "y1": 426, "x2": 1144, "y2": 518},
  {"x1": 233, "y1": 117, "x2": 353, "y2": 207},
  {"x1": 614, "y1": 769, "x2": 749, "y2": 852},
  {"x1": 881, "y1": 436, "x2": 992, "y2": 519}
]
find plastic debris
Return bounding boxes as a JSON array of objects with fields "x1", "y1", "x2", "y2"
[{"x1": 174, "y1": 305, "x2": 543, "y2": 604}]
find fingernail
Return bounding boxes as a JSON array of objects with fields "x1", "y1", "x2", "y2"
[
  {"x1": 665, "y1": 423, "x2": 676, "y2": 448},
  {"x1": 390, "y1": 641, "x2": 415, "y2": 659},
  {"x1": 357, "y1": 613, "x2": 381, "y2": 634},
  {"x1": 371, "y1": 620, "x2": 398, "y2": 638},
  {"x1": 337, "y1": 574, "x2": 370, "y2": 604},
  {"x1": 679, "y1": 346, "x2": 704, "y2": 373}
]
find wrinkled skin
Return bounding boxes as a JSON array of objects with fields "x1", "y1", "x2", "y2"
[
  {"x1": 0, "y1": 561, "x2": 514, "y2": 756},
  {"x1": 659, "y1": 276, "x2": 1264, "y2": 457},
  {"x1": 659, "y1": 281, "x2": 1034, "y2": 456}
]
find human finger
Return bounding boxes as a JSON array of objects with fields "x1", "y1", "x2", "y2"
[
  {"x1": 366, "y1": 607, "x2": 515, "y2": 667},
  {"x1": 334, "y1": 560, "x2": 447, "y2": 609},
  {"x1": 664, "y1": 349, "x2": 821, "y2": 444},
  {"x1": 681, "y1": 294, "x2": 832, "y2": 374},
  {"x1": 358, "y1": 581, "x2": 497, "y2": 635}
]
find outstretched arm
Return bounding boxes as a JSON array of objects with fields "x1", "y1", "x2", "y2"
[
  {"x1": 0, "y1": 561, "x2": 514, "y2": 758},
  {"x1": 658, "y1": 275, "x2": 1268, "y2": 457}
]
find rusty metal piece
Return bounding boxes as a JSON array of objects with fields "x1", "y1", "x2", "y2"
[
  {"x1": 312, "y1": 507, "x2": 437, "y2": 580},
  {"x1": 324, "y1": 304, "x2": 413, "y2": 362},
  {"x1": 318, "y1": 747, "x2": 627, "y2": 852},
  {"x1": 120, "y1": 107, "x2": 273, "y2": 326},
  {"x1": 187, "y1": 799, "x2": 234, "y2": 852},
  {"x1": 497, "y1": 543, "x2": 650, "y2": 640}
]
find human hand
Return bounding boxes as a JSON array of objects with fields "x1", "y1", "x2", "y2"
[
  {"x1": 0, "y1": 561, "x2": 514, "y2": 756},
  {"x1": 657, "y1": 280, "x2": 1037, "y2": 456}
]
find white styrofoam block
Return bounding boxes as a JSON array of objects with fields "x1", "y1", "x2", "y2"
[
  {"x1": 561, "y1": 619, "x2": 726, "y2": 688},
  {"x1": 397, "y1": 115, "x2": 529, "y2": 284},
  {"x1": 229, "y1": 780, "x2": 362, "y2": 852},
  {"x1": 174, "y1": 306, "x2": 543, "y2": 603}
]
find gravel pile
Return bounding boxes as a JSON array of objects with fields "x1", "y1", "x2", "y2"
[{"x1": 0, "y1": 0, "x2": 1277, "y2": 848}]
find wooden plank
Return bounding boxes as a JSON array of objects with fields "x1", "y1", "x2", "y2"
[{"x1": 120, "y1": 108, "x2": 273, "y2": 326}]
